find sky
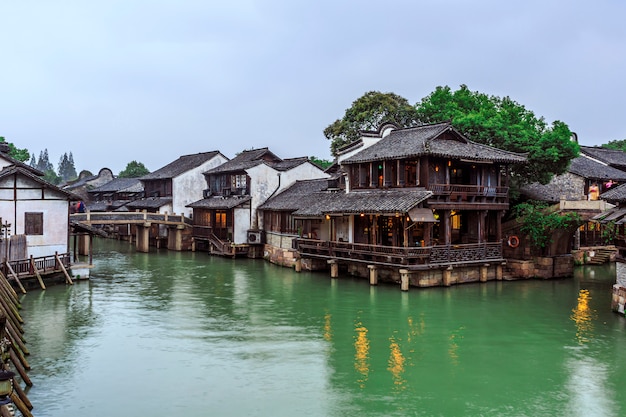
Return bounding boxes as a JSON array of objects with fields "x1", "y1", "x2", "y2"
[{"x1": 1, "y1": 1, "x2": 625, "y2": 175}]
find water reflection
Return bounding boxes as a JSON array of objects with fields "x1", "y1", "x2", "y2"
[
  {"x1": 354, "y1": 321, "x2": 370, "y2": 388},
  {"x1": 571, "y1": 289, "x2": 595, "y2": 344},
  {"x1": 18, "y1": 239, "x2": 626, "y2": 417},
  {"x1": 387, "y1": 335, "x2": 406, "y2": 389}
]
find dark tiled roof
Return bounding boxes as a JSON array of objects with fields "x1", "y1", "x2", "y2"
[
  {"x1": 140, "y1": 151, "x2": 222, "y2": 180},
  {"x1": 89, "y1": 178, "x2": 144, "y2": 193},
  {"x1": 568, "y1": 156, "x2": 626, "y2": 181},
  {"x1": 600, "y1": 183, "x2": 626, "y2": 202},
  {"x1": 0, "y1": 165, "x2": 80, "y2": 200},
  {"x1": 259, "y1": 178, "x2": 333, "y2": 211},
  {"x1": 580, "y1": 146, "x2": 626, "y2": 169},
  {"x1": 293, "y1": 189, "x2": 432, "y2": 217},
  {"x1": 204, "y1": 148, "x2": 279, "y2": 174},
  {"x1": 126, "y1": 197, "x2": 172, "y2": 209},
  {"x1": 187, "y1": 195, "x2": 251, "y2": 210},
  {"x1": 520, "y1": 183, "x2": 569, "y2": 203},
  {"x1": 342, "y1": 122, "x2": 527, "y2": 164},
  {"x1": 270, "y1": 157, "x2": 309, "y2": 171}
]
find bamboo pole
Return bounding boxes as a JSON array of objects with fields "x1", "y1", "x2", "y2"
[
  {"x1": 55, "y1": 252, "x2": 73, "y2": 285},
  {"x1": 29, "y1": 256, "x2": 45, "y2": 290},
  {"x1": 4, "y1": 263, "x2": 25, "y2": 294},
  {"x1": 6, "y1": 323, "x2": 28, "y2": 357},
  {"x1": 0, "y1": 291, "x2": 22, "y2": 328}
]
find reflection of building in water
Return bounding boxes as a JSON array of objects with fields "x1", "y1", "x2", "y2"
[
  {"x1": 354, "y1": 322, "x2": 370, "y2": 387},
  {"x1": 387, "y1": 336, "x2": 406, "y2": 389},
  {"x1": 571, "y1": 289, "x2": 595, "y2": 344},
  {"x1": 324, "y1": 313, "x2": 332, "y2": 342}
]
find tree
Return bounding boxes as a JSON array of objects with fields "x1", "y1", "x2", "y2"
[
  {"x1": 309, "y1": 156, "x2": 333, "y2": 170},
  {"x1": 119, "y1": 161, "x2": 150, "y2": 178},
  {"x1": 512, "y1": 200, "x2": 581, "y2": 255},
  {"x1": 602, "y1": 139, "x2": 626, "y2": 152},
  {"x1": 58, "y1": 152, "x2": 77, "y2": 182},
  {"x1": 414, "y1": 85, "x2": 579, "y2": 184},
  {"x1": 35, "y1": 149, "x2": 54, "y2": 173},
  {"x1": 324, "y1": 91, "x2": 420, "y2": 156},
  {"x1": 0, "y1": 136, "x2": 30, "y2": 162}
]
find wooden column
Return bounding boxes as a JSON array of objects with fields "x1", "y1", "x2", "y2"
[
  {"x1": 136, "y1": 223, "x2": 151, "y2": 253},
  {"x1": 78, "y1": 234, "x2": 90, "y2": 256}
]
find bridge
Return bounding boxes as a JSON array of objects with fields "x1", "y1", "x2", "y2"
[{"x1": 70, "y1": 211, "x2": 193, "y2": 252}]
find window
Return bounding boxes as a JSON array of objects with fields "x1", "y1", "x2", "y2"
[{"x1": 25, "y1": 212, "x2": 43, "y2": 235}]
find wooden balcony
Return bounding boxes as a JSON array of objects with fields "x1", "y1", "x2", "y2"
[
  {"x1": 427, "y1": 184, "x2": 509, "y2": 209},
  {"x1": 295, "y1": 239, "x2": 503, "y2": 269}
]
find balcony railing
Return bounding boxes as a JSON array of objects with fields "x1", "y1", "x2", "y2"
[
  {"x1": 428, "y1": 184, "x2": 508, "y2": 202},
  {"x1": 295, "y1": 239, "x2": 503, "y2": 268}
]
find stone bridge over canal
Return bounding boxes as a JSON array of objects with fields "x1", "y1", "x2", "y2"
[{"x1": 71, "y1": 211, "x2": 193, "y2": 252}]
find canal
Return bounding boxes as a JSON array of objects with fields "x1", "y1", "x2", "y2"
[{"x1": 19, "y1": 238, "x2": 626, "y2": 416}]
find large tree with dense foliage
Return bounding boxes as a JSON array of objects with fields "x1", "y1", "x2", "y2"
[
  {"x1": 58, "y1": 152, "x2": 78, "y2": 182},
  {"x1": 118, "y1": 161, "x2": 150, "y2": 178},
  {"x1": 414, "y1": 85, "x2": 579, "y2": 184},
  {"x1": 0, "y1": 136, "x2": 29, "y2": 162},
  {"x1": 324, "y1": 91, "x2": 420, "y2": 156}
]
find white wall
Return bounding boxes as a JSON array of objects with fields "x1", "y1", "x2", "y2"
[
  {"x1": 171, "y1": 154, "x2": 229, "y2": 218},
  {"x1": 233, "y1": 207, "x2": 250, "y2": 244},
  {"x1": 246, "y1": 162, "x2": 329, "y2": 230},
  {"x1": 0, "y1": 174, "x2": 70, "y2": 258}
]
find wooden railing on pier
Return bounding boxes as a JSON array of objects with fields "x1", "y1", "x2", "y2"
[
  {"x1": 70, "y1": 211, "x2": 193, "y2": 227},
  {"x1": 1, "y1": 253, "x2": 72, "y2": 291},
  {"x1": 295, "y1": 239, "x2": 503, "y2": 268}
]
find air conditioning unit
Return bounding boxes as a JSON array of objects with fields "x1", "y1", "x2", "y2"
[{"x1": 247, "y1": 230, "x2": 263, "y2": 244}]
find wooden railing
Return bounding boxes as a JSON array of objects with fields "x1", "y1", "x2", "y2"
[
  {"x1": 2, "y1": 253, "x2": 71, "y2": 278},
  {"x1": 295, "y1": 239, "x2": 503, "y2": 267},
  {"x1": 428, "y1": 184, "x2": 508, "y2": 201}
]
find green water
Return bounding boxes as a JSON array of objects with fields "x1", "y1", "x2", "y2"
[{"x1": 19, "y1": 239, "x2": 626, "y2": 416}]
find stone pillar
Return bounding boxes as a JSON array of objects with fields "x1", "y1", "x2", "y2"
[
  {"x1": 167, "y1": 225, "x2": 184, "y2": 251},
  {"x1": 136, "y1": 223, "x2": 151, "y2": 253},
  {"x1": 480, "y1": 264, "x2": 489, "y2": 282},
  {"x1": 78, "y1": 234, "x2": 90, "y2": 256},
  {"x1": 443, "y1": 266, "x2": 453, "y2": 286},
  {"x1": 368, "y1": 265, "x2": 378, "y2": 286},
  {"x1": 399, "y1": 269, "x2": 410, "y2": 291},
  {"x1": 295, "y1": 258, "x2": 302, "y2": 273},
  {"x1": 496, "y1": 263, "x2": 503, "y2": 281},
  {"x1": 328, "y1": 259, "x2": 339, "y2": 278}
]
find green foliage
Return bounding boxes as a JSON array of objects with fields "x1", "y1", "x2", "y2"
[
  {"x1": 58, "y1": 152, "x2": 78, "y2": 182},
  {"x1": 309, "y1": 156, "x2": 333, "y2": 169},
  {"x1": 602, "y1": 139, "x2": 626, "y2": 152},
  {"x1": 0, "y1": 136, "x2": 30, "y2": 162},
  {"x1": 43, "y1": 169, "x2": 62, "y2": 185},
  {"x1": 324, "y1": 91, "x2": 420, "y2": 156},
  {"x1": 34, "y1": 149, "x2": 54, "y2": 172},
  {"x1": 119, "y1": 161, "x2": 150, "y2": 178},
  {"x1": 512, "y1": 201, "x2": 581, "y2": 252},
  {"x1": 601, "y1": 221, "x2": 617, "y2": 244},
  {"x1": 414, "y1": 85, "x2": 579, "y2": 184}
]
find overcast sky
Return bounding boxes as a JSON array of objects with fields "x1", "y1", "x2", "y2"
[{"x1": 1, "y1": 1, "x2": 625, "y2": 175}]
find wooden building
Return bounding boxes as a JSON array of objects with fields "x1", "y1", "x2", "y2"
[
  {"x1": 187, "y1": 148, "x2": 328, "y2": 256},
  {"x1": 259, "y1": 122, "x2": 528, "y2": 287}
]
